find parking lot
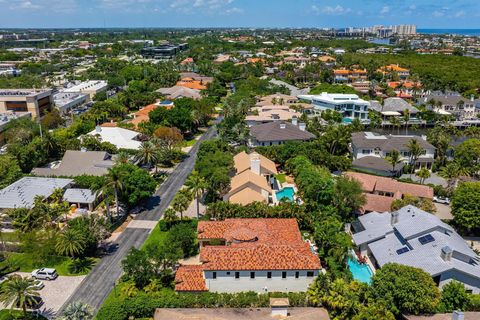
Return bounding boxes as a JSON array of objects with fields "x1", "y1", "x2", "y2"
[{"x1": 13, "y1": 272, "x2": 86, "y2": 319}]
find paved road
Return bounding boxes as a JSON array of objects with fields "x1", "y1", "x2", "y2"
[{"x1": 58, "y1": 124, "x2": 217, "y2": 315}]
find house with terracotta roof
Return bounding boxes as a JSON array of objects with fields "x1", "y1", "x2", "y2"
[
  {"x1": 333, "y1": 68, "x2": 367, "y2": 82},
  {"x1": 176, "y1": 77, "x2": 208, "y2": 90},
  {"x1": 377, "y1": 64, "x2": 410, "y2": 79},
  {"x1": 156, "y1": 86, "x2": 201, "y2": 100},
  {"x1": 175, "y1": 219, "x2": 321, "y2": 293},
  {"x1": 255, "y1": 93, "x2": 299, "y2": 107},
  {"x1": 387, "y1": 81, "x2": 422, "y2": 99},
  {"x1": 223, "y1": 152, "x2": 277, "y2": 206},
  {"x1": 345, "y1": 172, "x2": 433, "y2": 213},
  {"x1": 246, "y1": 105, "x2": 302, "y2": 127}
]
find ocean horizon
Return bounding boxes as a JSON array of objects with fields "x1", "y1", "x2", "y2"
[{"x1": 418, "y1": 29, "x2": 480, "y2": 36}]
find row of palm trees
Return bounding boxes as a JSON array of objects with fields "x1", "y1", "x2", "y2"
[
  {"x1": 385, "y1": 139, "x2": 426, "y2": 177},
  {"x1": 0, "y1": 274, "x2": 93, "y2": 319}
]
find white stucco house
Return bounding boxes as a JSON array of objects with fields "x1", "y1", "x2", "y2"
[{"x1": 175, "y1": 219, "x2": 321, "y2": 293}]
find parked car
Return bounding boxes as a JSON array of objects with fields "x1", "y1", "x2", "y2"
[
  {"x1": 31, "y1": 268, "x2": 58, "y2": 281},
  {"x1": 31, "y1": 280, "x2": 45, "y2": 290},
  {"x1": 433, "y1": 196, "x2": 450, "y2": 204}
]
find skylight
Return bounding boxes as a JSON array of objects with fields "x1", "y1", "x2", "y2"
[
  {"x1": 396, "y1": 247, "x2": 409, "y2": 255},
  {"x1": 418, "y1": 234, "x2": 435, "y2": 245}
]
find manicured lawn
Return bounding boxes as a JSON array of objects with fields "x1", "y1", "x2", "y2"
[
  {"x1": 0, "y1": 310, "x2": 47, "y2": 320},
  {"x1": 2, "y1": 253, "x2": 98, "y2": 276},
  {"x1": 275, "y1": 173, "x2": 287, "y2": 184},
  {"x1": 141, "y1": 223, "x2": 168, "y2": 249}
]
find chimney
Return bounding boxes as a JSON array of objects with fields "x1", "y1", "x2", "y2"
[
  {"x1": 441, "y1": 246, "x2": 453, "y2": 262},
  {"x1": 279, "y1": 123, "x2": 286, "y2": 129},
  {"x1": 250, "y1": 153, "x2": 261, "y2": 175},
  {"x1": 299, "y1": 122, "x2": 306, "y2": 131},
  {"x1": 452, "y1": 311, "x2": 464, "y2": 320},
  {"x1": 95, "y1": 125, "x2": 102, "y2": 133},
  {"x1": 291, "y1": 116, "x2": 298, "y2": 126},
  {"x1": 270, "y1": 298, "x2": 289, "y2": 318},
  {"x1": 80, "y1": 147, "x2": 87, "y2": 152},
  {"x1": 471, "y1": 95, "x2": 475, "y2": 102},
  {"x1": 391, "y1": 211, "x2": 399, "y2": 225}
]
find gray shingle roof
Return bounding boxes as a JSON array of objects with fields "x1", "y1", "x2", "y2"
[
  {"x1": 63, "y1": 188, "x2": 96, "y2": 204},
  {"x1": 352, "y1": 156, "x2": 405, "y2": 172},
  {"x1": 249, "y1": 122, "x2": 315, "y2": 142},
  {"x1": 374, "y1": 97, "x2": 419, "y2": 113},
  {"x1": 0, "y1": 177, "x2": 73, "y2": 209},
  {"x1": 353, "y1": 205, "x2": 480, "y2": 280},
  {"x1": 32, "y1": 150, "x2": 114, "y2": 177},
  {"x1": 352, "y1": 132, "x2": 435, "y2": 151}
]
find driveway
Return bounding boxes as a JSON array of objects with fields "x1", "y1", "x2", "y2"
[
  {"x1": 434, "y1": 203, "x2": 453, "y2": 220},
  {"x1": 58, "y1": 123, "x2": 218, "y2": 314},
  {"x1": 400, "y1": 173, "x2": 447, "y2": 187},
  {"x1": 7, "y1": 272, "x2": 85, "y2": 319}
]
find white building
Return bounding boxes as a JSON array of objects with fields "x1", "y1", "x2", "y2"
[
  {"x1": 86, "y1": 126, "x2": 142, "y2": 150},
  {"x1": 64, "y1": 80, "x2": 108, "y2": 100},
  {"x1": 175, "y1": 219, "x2": 321, "y2": 293},
  {"x1": 53, "y1": 92, "x2": 88, "y2": 114},
  {"x1": 299, "y1": 92, "x2": 369, "y2": 122}
]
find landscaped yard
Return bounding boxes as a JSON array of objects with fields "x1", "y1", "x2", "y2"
[
  {"x1": 1, "y1": 253, "x2": 98, "y2": 276},
  {"x1": 0, "y1": 310, "x2": 47, "y2": 320},
  {"x1": 275, "y1": 173, "x2": 287, "y2": 184}
]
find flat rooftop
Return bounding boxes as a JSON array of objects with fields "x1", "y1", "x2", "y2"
[
  {"x1": 0, "y1": 89, "x2": 51, "y2": 97},
  {"x1": 154, "y1": 308, "x2": 330, "y2": 320},
  {"x1": 64, "y1": 80, "x2": 108, "y2": 93}
]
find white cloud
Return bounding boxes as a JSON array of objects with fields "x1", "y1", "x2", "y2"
[
  {"x1": 311, "y1": 5, "x2": 352, "y2": 16},
  {"x1": 380, "y1": 6, "x2": 390, "y2": 15},
  {"x1": 432, "y1": 10, "x2": 445, "y2": 17},
  {"x1": 454, "y1": 10, "x2": 466, "y2": 18}
]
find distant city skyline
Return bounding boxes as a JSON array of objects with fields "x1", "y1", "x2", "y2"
[{"x1": 0, "y1": 0, "x2": 479, "y2": 29}]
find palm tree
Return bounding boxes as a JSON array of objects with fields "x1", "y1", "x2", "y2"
[
  {"x1": 416, "y1": 167, "x2": 431, "y2": 184},
  {"x1": 106, "y1": 167, "x2": 125, "y2": 216},
  {"x1": 439, "y1": 162, "x2": 470, "y2": 189},
  {"x1": 0, "y1": 275, "x2": 40, "y2": 318},
  {"x1": 171, "y1": 191, "x2": 190, "y2": 220},
  {"x1": 390, "y1": 116, "x2": 401, "y2": 134},
  {"x1": 60, "y1": 301, "x2": 94, "y2": 320},
  {"x1": 185, "y1": 171, "x2": 207, "y2": 219},
  {"x1": 163, "y1": 208, "x2": 178, "y2": 223},
  {"x1": 385, "y1": 149, "x2": 402, "y2": 176},
  {"x1": 56, "y1": 228, "x2": 87, "y2": 258},
  {"x1": 92, "y1": 182, "x2": 113, "y2": 223},
  {"x1": 135, "y1": 141, "x2": 159, "y2": 172},
  {"x1": 403, "y1": 109, "x2": 410, "y2": 135},
  {"x1": 114, "y1": 151, "x2": 131, "y2": 165},
  {"x1": 407, "y1": 139, "x2": 425, "y2": 176}
]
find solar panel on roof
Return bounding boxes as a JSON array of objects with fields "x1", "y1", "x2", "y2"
[
  {"x1": 396, "y1": 247, "x2": 409, "y2": 255},
  {"x1": 418, "y1": 234, "x2": 435, "y2": 245}
]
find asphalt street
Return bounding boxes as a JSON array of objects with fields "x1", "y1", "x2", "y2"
[{"x1": 58, "y1": 124, "x2": 217, "y2": 314}]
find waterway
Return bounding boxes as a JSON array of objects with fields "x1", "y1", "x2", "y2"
[{"x1": 418, "y1": 29, "x2": 480, "y2": 36}]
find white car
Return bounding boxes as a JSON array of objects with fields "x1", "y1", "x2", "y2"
[
  {"x1": 31, "y1": 268, "x2": 58, "y2": 281},
  {"x1": 31, "y1": 280, "x2": 45, "y2": 290},
  {"x1": 433, "y1": 196, "x2": 450, "y2": 205}
]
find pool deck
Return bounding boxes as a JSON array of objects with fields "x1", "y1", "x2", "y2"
[{"x1": 273, "y1": 183, "x2": 297, "y2": 204}]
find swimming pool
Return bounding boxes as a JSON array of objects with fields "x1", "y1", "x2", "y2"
[
  {"x1": 347, "y1": 257, "x2": 373, "y2": 284},
  {"x1": 276, "y1": 187, "x2": 295, "y2": 202}
]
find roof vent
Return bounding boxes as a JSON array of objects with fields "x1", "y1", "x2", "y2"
[
  {"x1": 441, "y1": 246, "x2": 453, "y2": 262},
  {"x1": 298, "y1": 123, "x2": 306, "y2": 131},
  {"x1": 279, "y1": 123, "x2": 286, "y2": 129},
  {"x1": 452, "y1": 311, "x2": 464, "y2": 320},
  {"x1": 391, "y1": 211, "x2": 399, "y2": 225},
  {"x1": 270, "y1": 298, "x2": 289, "y2": 318}
]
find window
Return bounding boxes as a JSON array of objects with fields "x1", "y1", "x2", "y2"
[
  {"x1": 267, "y1": 272, "x2": 272, "y2": 279},
  {"x1": 295, "y1": 271, "x2": 299, "y2": 278},
  {"x1": 250, "y1": 272, "x2": 255, "y2": 279},
  {"x1": 307, "y1": 271, "x2": 314, "y2": 277},
  {"x1": 235, "y1": 272, "x2": 240, "y2": 279},
  {"x1": 362, "y1": 149, "x2": 371, "y2": 154},
  {"x1": 396, "y1": 247, "x2": 410, "y2": 255},
  {"x1": 226, "y1": 272, "x2": 230, "y2": 275},
  {"x1": 212, "y1": 272, "x2": 217, "y2": 279},
  {"x1": 282, "y1": 272, "x2": 287, "y2": 279},
  {"x1": 419, "y1": 234, "x2": 435, "y2": 245}
]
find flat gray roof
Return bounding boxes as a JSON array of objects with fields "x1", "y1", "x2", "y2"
[{"x1": 0, "y1": 177, "x2": 72, "y2": 209}]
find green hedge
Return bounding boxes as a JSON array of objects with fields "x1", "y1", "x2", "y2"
[{"x1": 96, "y1": 289, "x2": 309, "y2": 320}]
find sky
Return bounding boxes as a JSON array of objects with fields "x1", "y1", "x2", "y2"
[{"x1": 0, "y1": 0, "x2": 479, "y2": 29}]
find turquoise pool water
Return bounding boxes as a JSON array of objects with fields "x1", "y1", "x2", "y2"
[
  {"x1": 347, "y1": 257, "x2": 373, "y2": 284},
  {"x1": 276, "y1": 187, "x2": 295, "y2": 201}
]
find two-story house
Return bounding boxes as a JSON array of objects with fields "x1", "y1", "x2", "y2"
[
  {"x1": 351, "y1": 132, "x2": 435, "y2": 174},
  {"x1": 175, "y1": 219, "x2": 321, "y2": 293},
  {"x1": 420, "y1": 94, "x2": 480, "y2": 120}
]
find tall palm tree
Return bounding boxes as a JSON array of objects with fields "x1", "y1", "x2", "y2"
[
  {"x1": 407, "y1": 139, "x2": 425, "y2": 177},
  {"x1": 416, "y1": 167, "x2": 431, "y2": 184},
  {"x1": 385, "y1": 149, "x2": 402, "y2": 176},
  {"x1": 135, "y1": 141, "x2": 159, "y2": 172},
  {"x1": 185, "y1": 171, "x2": 207, "y2": 219},
  {"x1": 439, "y1": 162, "x2": 470, "y2": 189},
  {"x1": 60, "y1": 301, "x2": 94, "y2": 320},
  {"x1": 390, "y1": 116, "x2": 401, "y2": 135},
  {"x1": 114, "y1": 151, "x2": 131, "y2": 165},
  {"x1": 92, "y1": 182, "x2": 113, "y2": 223},
  {"x1": 106, "y1": 167, "x2": 125, "y2": 215},
  {"x1": 172, "y1": 191, "x2": 190, "y2": 220},
  {"x1": 403, "y1": 109, "x2": 410, "y2": 135},
  {"x1": 0, "y1": 275, "x2": 40, "y2": 318},
  {"x1": 56, "y1": 228, "x2": 87, "y2": 258}
]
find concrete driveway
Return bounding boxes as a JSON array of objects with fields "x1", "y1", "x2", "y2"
[
  {"x1": 11, "y1": 272, "x2": 86, "y2": 319},
  {"x1": 434, "y1": 203, "x2": 453, "y2": 220}
]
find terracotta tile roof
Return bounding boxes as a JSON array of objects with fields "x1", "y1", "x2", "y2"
[
  {"x1": 130, "y1": 104, "x2": 158, "y2": 126},
  {"x1": 200, "y1": 243, "x2": 320, "y2": 271},
  {"x1": 197, "y1": 219, "x2": 303, "y2": 244},
  {"x1": 333, "y1": 69, "x2": 350, "y2": 75},
  {"x1": 233, "y1": 151, "x2": 277, "y2": 175},
  {"x1": 363, "y1": 193, "x2": 396, "y2": 213},
  {"x1": 176, "y1": 78, "x2": 208, "y2": 90},
  {"x1": 175, "y1": 265, "x2": 208, "y2": 292}
]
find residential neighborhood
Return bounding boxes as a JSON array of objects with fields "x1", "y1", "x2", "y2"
[{"x1": 0, "y1": 12, "x2": 480, "y2": 320}]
